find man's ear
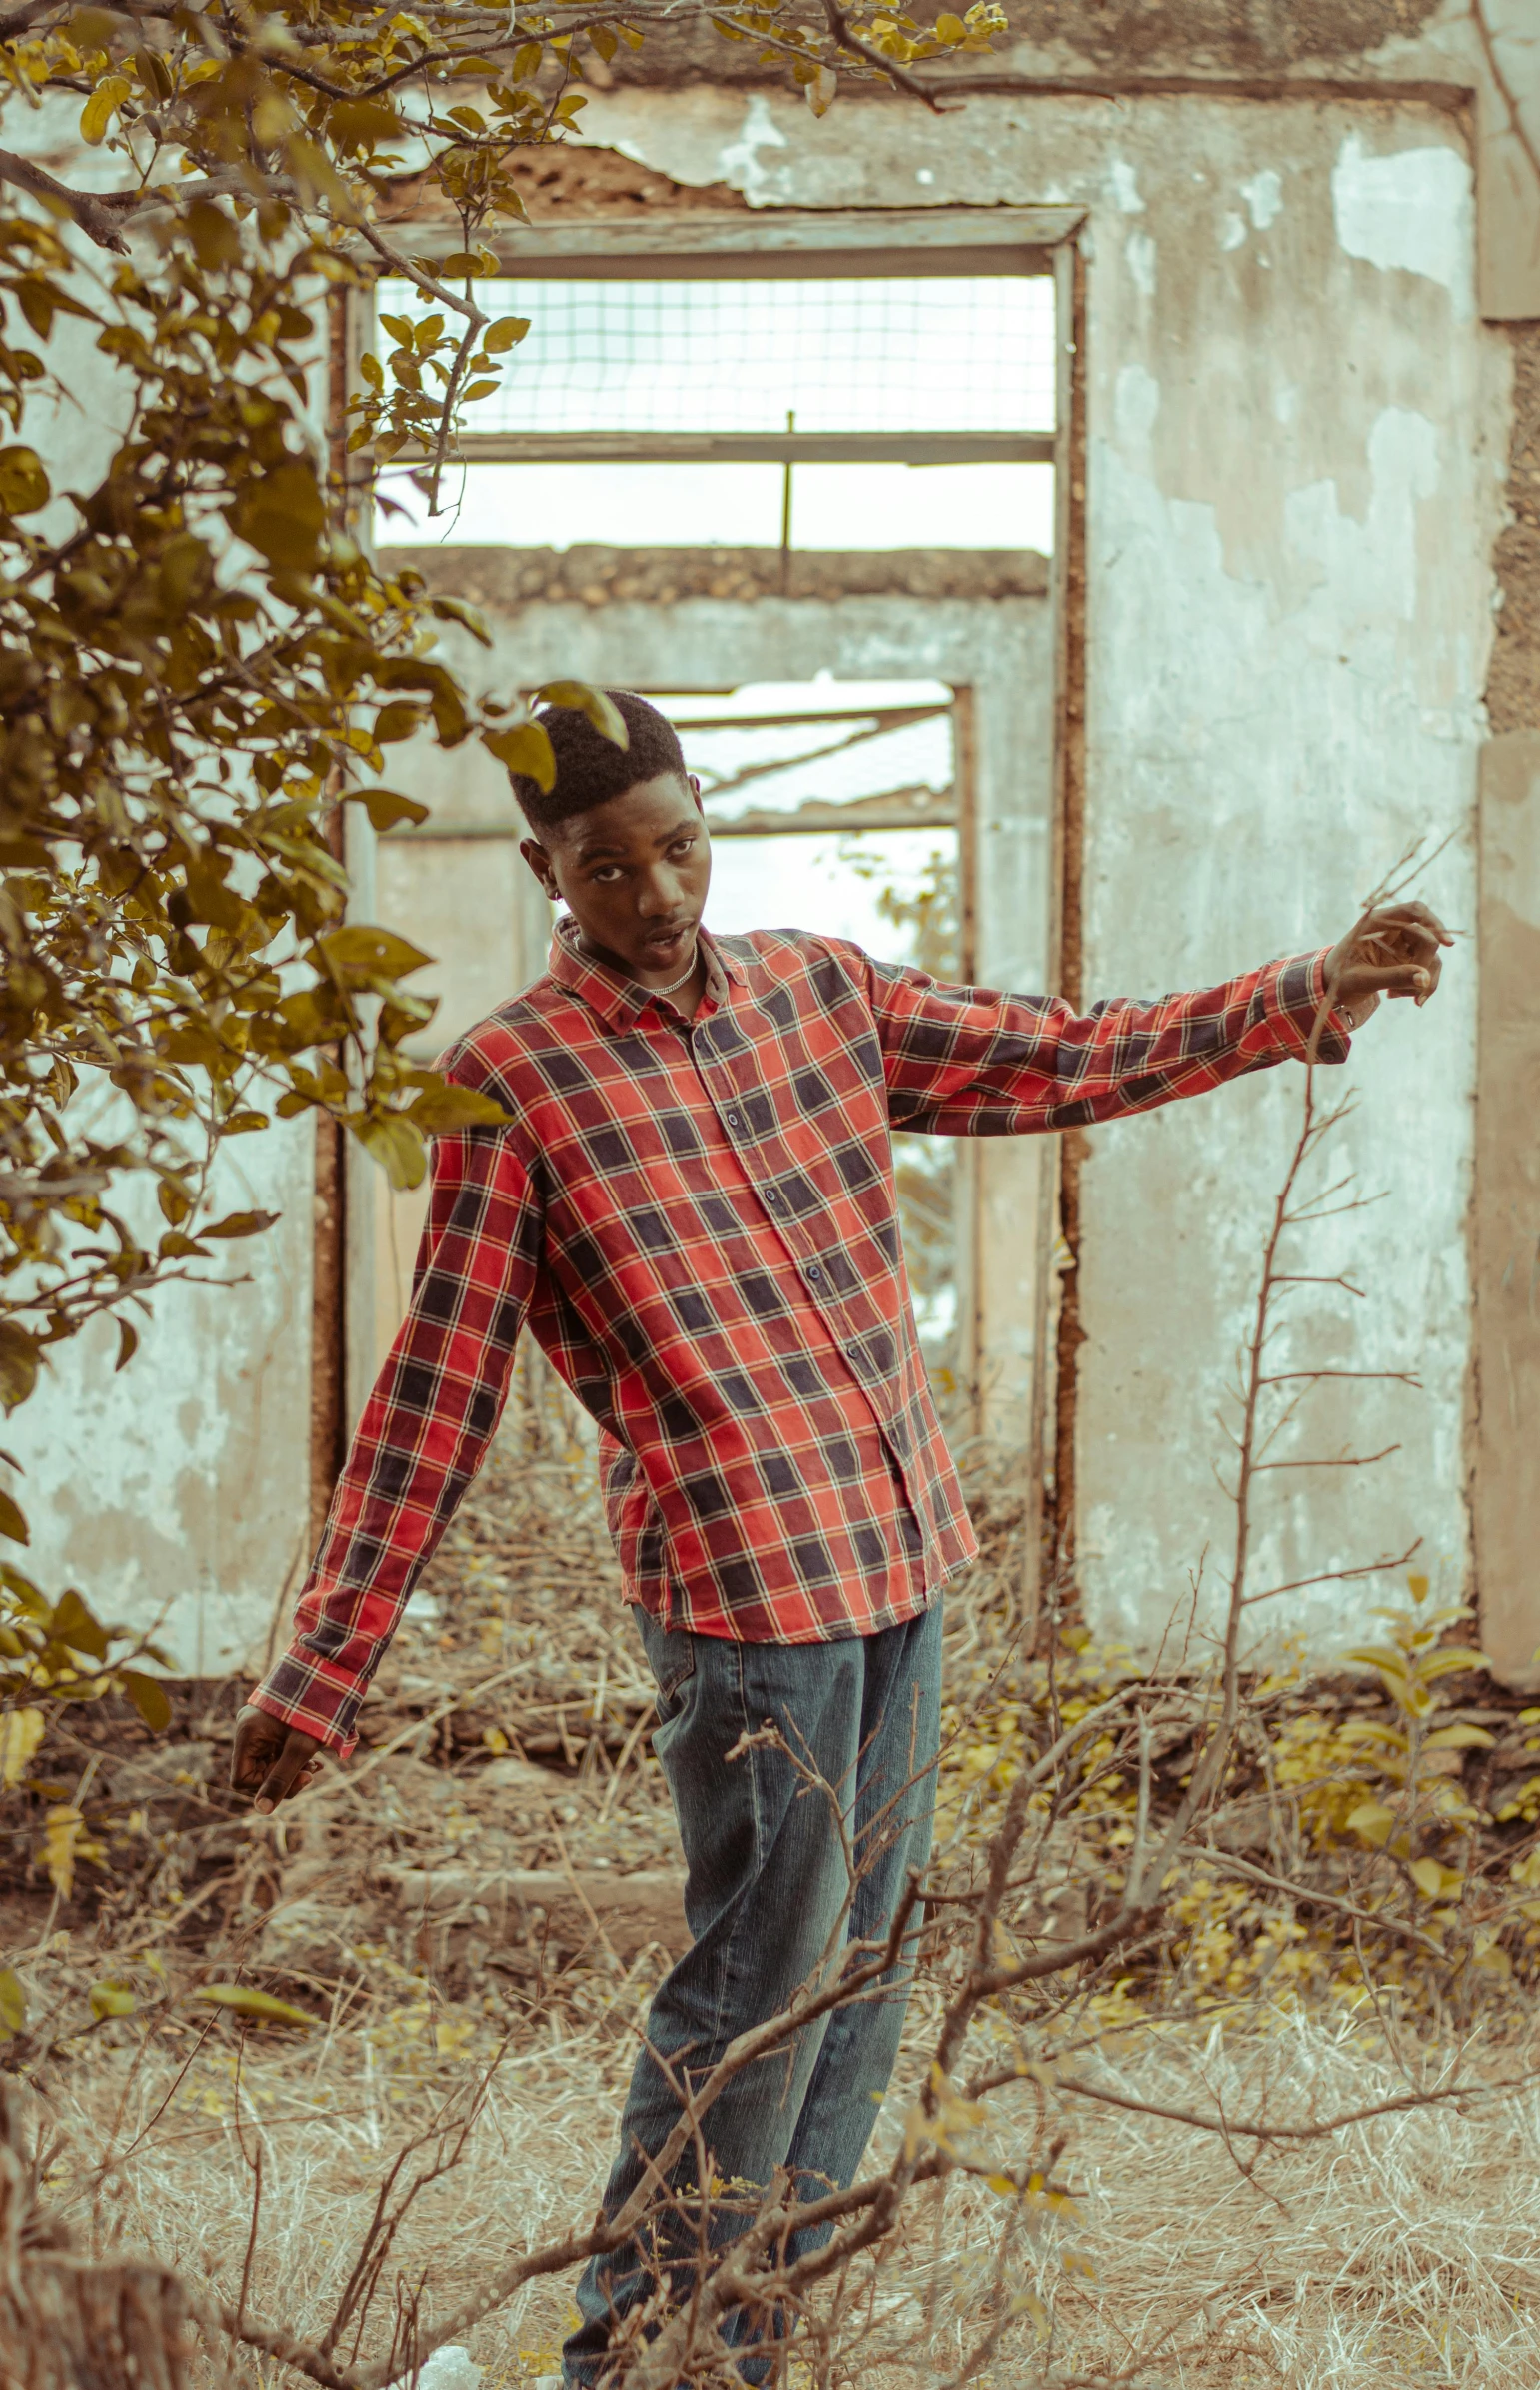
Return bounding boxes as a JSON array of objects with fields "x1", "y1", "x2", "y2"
[
  {"x1": 689, "y1": 773, "x2": 706, "y2": 821},
  {"x1": 519, "y1": 836, "x2": 560, "y2": 900}
]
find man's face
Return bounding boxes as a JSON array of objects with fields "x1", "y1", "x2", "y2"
[{"x1": 520, "y1": 772, "x2": 712, "y2": 988}]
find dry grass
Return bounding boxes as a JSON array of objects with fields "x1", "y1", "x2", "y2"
[
  {"x1": 14, "y1": 1390, "x2": 1540, "y2": 2389},
  {"x1": 33, "y1": 1995, "x2": 1540, "y2": 2390}
]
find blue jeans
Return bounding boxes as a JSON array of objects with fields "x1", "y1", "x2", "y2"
[{"x1": 563, "y1": 1598, "x2": 943, "y2": 2387}]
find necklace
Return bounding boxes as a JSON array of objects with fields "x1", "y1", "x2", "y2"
[{"x1": 640, "y1": 942, "x2": 700, "y2": 999}]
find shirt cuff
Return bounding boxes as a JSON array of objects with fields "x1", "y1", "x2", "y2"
[
  {"x1": 1264, "y1": 950, "x2": 1353, "y2": 1063},
  {"x1": 247, "y1": 1657, "x2": 366, "y2": 1760}
]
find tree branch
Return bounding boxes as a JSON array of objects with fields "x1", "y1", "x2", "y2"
[{"x1": 0, "y1": 146, "x2": 130, "y2": 251}]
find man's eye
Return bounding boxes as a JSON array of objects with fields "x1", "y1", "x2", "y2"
[{"x1": 671, "y1": 837, "x2": 698, "y2": 856}]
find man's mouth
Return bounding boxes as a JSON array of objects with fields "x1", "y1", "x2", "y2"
[{"x1": 641, "y1": 923, "x2": 695, "y2": 959}]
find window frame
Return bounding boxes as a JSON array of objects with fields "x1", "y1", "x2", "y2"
[{"x1": 359, "y1": 206, "x2": 1074, "y2": 468}]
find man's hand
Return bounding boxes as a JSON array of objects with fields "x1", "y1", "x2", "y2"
[
  {"x1": 1324, "y1": 900, "x2": 1452, "y2": 1029},
  {"x1": 230, "y1": 1703, "x2": 327, "y2": 1814}
]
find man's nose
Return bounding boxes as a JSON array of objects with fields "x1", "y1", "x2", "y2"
[{"x1": 637, "y1": 867, "x2": 681, "y2": 917}]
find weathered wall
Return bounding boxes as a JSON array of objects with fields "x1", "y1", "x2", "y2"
[
  {"x1": 564, "y1": 82, "x2": 1505, "y2": 1662},
  {"x1": 3, "y1": 1129, "x2": 316, "y2": 1675},
  {"x1": 575, "y1": 0, "x2": 1540, "y2": 318},
  {"x1": 0, "y1": 167, "x2": 323, "y2": 1675},
  {"x1": 1473, "y1": 329, "x2": 1540, "y2": 1682}
]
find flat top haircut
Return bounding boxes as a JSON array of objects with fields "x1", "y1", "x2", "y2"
[{"x1": 511, "y1": 691, "x2": 688, "y2": 839}]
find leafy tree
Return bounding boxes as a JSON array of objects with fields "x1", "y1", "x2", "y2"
[{"x1": 0, "y1": 0, "x2": 1004, "y2": 1705}]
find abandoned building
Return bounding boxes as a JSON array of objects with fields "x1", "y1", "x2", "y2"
[{"x1": 9, "y1": 5, "x2": 1540, "y2": 1690}]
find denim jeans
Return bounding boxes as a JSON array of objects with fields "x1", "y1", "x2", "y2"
[{"x1": 563, "y1": 1598, "x2": 943, "y2": 2387}]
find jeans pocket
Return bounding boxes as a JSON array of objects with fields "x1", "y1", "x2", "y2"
[{"x1": 638, "y1": 1611, "x2": 697, "y2": 1712}]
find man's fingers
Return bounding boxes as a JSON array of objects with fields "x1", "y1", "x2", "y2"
[
  {"x1": 253, "y1": 1732, "x2": 322, "y2": 1814},
  {"x1": 1339, "y1": 961, "x2": 1433, "y2": 1002},
  {"x1": 1372, "y1": 900, "x2": 1454, "y2": 943},
  {"x1": 230, "y1": 1706, "x2": 326, "y2": 1812}
]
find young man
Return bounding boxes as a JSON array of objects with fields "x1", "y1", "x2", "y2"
[{"x1": 232, "y1": 692, "x2": 1448, "y2": 2384}]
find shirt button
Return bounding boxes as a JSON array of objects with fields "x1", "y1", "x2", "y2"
[
  {"x1": 806, "y1": 1263, "x2": 822, "y2": 1281},
  {"x1": 726, "y1": 1109, "x2": 743, "y2": 1130},
  {"x1": 765, "y1": 1189, "x2": 780, "y2": 1204}
]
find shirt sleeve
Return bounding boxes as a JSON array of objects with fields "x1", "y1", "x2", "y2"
[
  {"x1": 248, "y1": 1121, "x2": 543, "y2": 1756},
  {"x1": 860, "y1": 948, "x2": 1351, "y2": 1136}
]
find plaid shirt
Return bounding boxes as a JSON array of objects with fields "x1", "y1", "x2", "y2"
[{"x1": 252, "y1": 923, "x2": 1347, "y2": 1755}]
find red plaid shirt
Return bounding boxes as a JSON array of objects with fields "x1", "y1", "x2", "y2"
[{"x1": 252, "y1": 924, "x2": 1347, "y2": 1754}]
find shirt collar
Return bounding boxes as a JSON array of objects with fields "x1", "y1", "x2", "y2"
[{"x1": 548, "y1": 915, "x2": 743, "y2": 1028}]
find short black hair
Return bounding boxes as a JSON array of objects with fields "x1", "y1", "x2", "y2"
[{"x1": 511, "y1": 690, "x2": 688, "y2": 839}]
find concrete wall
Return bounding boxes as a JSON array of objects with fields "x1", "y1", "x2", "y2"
[
  {"x1": 8, "y1": 58, "x2": 1525, "y2": 1679},
  {"x1": 0, "y1": 189, "x2": 324, "y2": 1677},
  {"x1": 558, "y1": 82, "x2": 1506, "y2": 1664},
  {"x1": 3, "y1": 1127, "x2": 316, "y2": 1676}
]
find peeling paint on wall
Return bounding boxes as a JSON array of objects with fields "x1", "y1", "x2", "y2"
[
  {"x1": 1240, "y1": 168, "x2": 1284, "y2": 231},
  {"x1": 1331, "y1": 134, "x2": 1476, "y2": 315}
]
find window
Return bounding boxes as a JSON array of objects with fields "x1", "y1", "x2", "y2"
[{"x1": 372, "y1": 219, "x2": 1055, "y2": 554}]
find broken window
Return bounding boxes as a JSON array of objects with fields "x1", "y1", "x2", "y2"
[{"x1": 373, "y1": 260, "x2": 1054, "y2": 551}]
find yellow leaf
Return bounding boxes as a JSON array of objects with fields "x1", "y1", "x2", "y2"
[
  {"x1": 0, "y1": 447, "x2": 50, "y2": 517},
  {"x1": 80, "y1": 74, "x2": 131, "y2": 144},
  {"x1": 804, "y1": 64, "x2": 837, "y2": 114},
  {"x1": 194, "y1": 1984, "x2": 314, "y2": 2028},
  {"x1": 0, "y1": 1706, "x2": 45, "y2": 1788},
  {"x1": 1418, "y1": 1649, "x2": 1488, "y2": 1680},
  {"x1": 1408, "y1": 1856, "x2": 1462, "y2": 1901},
  {"x1": 483, "y1": 720, "x2": 556, "y2": 789},
  {"x1": 1346, "y1": 1799, "x2": 1396, "y2": 1847},
  {"x1": 483, "y1": 1726, "x2": 509, "y2": 1754},
  {"x1": 1424, "y1": 1723, "x2": 1495, "y2": 1751},
  {"x1": 44, "y1": 1805, "x2": 82, "y2": 1899},
  {"x1": 1407, "y1": 1571, "x2": 1429, "y2": 1602},
  {"x1": 89, "y1": 1981, "x2": 137, "y2": 2019},
  {"x1": 0, "y1": 1968, "x2": 24, "y2": 2037}
]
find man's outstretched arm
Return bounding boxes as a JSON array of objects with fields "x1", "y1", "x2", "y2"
[
  {"x1": 231, "y1": 1117, "x2": 542, "y2": 1811},
  {"x1": 860, "y1": 900, "x2": 1450, "y2": 1136}
]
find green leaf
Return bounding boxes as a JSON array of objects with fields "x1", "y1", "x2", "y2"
[
  {"x1": 483, "y1": 720, "x2": 555, "y2": 789},
  {"x1": 0, "y1": 1967, "x2": 25, "y2": 2038},
  {"x1": 51, "y1": 1589, "x2": 109, "y2": 1661},
  {"x1": 482, "y1": 316, "x2": 530, "y2": 355},
  {"x1": 319, "y1": 924, "x2": 434, "y2": 982},
  {"x1": 90, "y1": 1981, "x2": 137, "y2": 2019},
  {"x1": 0, "y1": 1323, "x2": 39, "y2": 1413},
  {"x1": 0, "y1": 1489, "x2": 29, "y2": 1545},
  {"x1": 0, "y1": 446, "x2": 50, "y2": 515},
  {"x1": 372, "y1": 699, "x2": 427, "y2": 744},
  {"x1": 120, "y1": 1669, "x2": 172, "y2": 1731},
  {"x1": 426, "y1": 594, "x2": 491, "y2": 646},
  {"x1": 230, "y1": 460, "x2": 326, "y2": 571},
  {"x1": 194, "y1": 1984, "x2": 314, "y2": 2028},
  {"x1": 407, "y1": 1082, "x2": 510, "y2": 1133},
  {"x1": 535, "y1": 681, "x2": 628, "y2": 748},
  {"x1": 355, "y1": 1112, "x2": 427, "y2": 1191},
  {"x1": 200, "y1": 1209, "x2": 281, "y2": 1240},
  {"x1": 352, "y1": 787, "x2": 430, "y2": 833}
]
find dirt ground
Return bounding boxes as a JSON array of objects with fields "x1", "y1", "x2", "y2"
[{"x1": 7, "y1": 1399, "x2": 1540, "y2": 2388}]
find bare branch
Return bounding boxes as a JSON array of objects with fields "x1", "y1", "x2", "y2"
[{"x1": 0, "y1": 146, "x2": 130, "y2": 251}]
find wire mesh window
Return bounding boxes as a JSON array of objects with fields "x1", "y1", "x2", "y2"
[{"x1": 374, "y1": 274, "x2": 1054, "y2": 438}]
